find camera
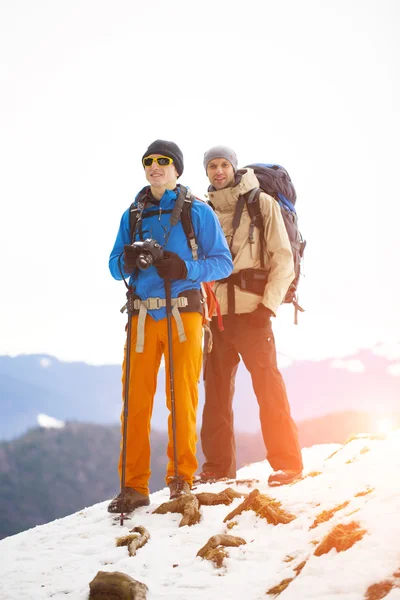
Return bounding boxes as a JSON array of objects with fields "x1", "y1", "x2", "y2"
[{"x1": 132, "y1": 239, "x2": 164, "y2": 270}]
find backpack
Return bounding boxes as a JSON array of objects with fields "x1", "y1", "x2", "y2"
[
  {"x1": 239, "y1": 164, "x2": 306, "y2": 322},
  {"x1": 128, "y1": 185, "x2": 223, "y2": 341}
]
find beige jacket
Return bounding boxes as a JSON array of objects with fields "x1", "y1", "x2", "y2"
[{"x1": 208, "y1": 168, "x2": 294, "y2": 316}]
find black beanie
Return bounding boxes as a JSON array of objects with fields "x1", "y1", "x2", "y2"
[{"x1": 142, "y1": 139, "x2": 184, "y2": 177}]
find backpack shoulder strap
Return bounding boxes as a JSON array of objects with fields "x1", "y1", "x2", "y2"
[
  {"x1": 229, "y1": 194, "x2": 246, "y2": 255},
  {"x1": 169, "y1": 185, "x2": 199, "y2": 260},
  {"x1": 230, "y1": 188, "x2": 263, "y2": 259},
  {"x1": 170, "y1": 185, "x2": 189, "y2": 225},
  {"x1": 129, "y1": 187, "x2": 149, "y2": 242},
  {"x1": 129, "y1": 202, "x2": 140, "y2": 243},
  {"x1": 181, "y1": 201, "x2": 198, "y2": 260},
  {"x1": 243, "y1": 188, "x2": 265, "y2": 268},
  {"x1": 244, "y1": 188, "x2": 263, "y2": 226}
]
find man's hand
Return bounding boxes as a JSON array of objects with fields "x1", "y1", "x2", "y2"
[
  {"x1": 247, "y1": 304, "x2": 274, "y2": 328},
  {"x1": 123, "y1": 245, "x2": 140, "y2": 272},
  {"x1": 155, "y1": 250, "x2": 187, "y2": 280}
]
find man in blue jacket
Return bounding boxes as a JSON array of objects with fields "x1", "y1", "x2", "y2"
[{"x1": 108, "y1": 140, "x2": 233, "y2": 513}]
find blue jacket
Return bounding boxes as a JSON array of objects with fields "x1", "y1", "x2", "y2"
[{"x1": 109, "y1": 186, "x2": 233, "y2": 321}]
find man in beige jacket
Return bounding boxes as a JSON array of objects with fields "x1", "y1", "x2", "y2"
[{"x1": 199, "y1": 145, "x2": 303, "y2": 486}]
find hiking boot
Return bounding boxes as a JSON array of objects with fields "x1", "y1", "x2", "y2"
[
  {"x1": 107, "y1": 487, "x2": 150, "y2": 513},
  {"x1": 168, "y1": 478, "x2": 191, "y2": 500},
  {"x1": 268, "y1": 469, "x2": 302, "y2": 487}
]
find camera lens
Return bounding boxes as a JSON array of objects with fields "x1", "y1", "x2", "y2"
[{"x1": 136, "y1": 252, "x2": 153, "y2": 270}]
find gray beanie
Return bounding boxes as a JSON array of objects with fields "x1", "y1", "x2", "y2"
[{"x1": 203, "y1": 145, "x2": 238, "y2": 172}]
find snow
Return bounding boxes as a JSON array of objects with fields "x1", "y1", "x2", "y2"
[
  {"x1": 1, "y1": 432, "x2": 400, "y2": 599},
  {"x1": 37, "y1": 414, "x2": 65, "y2": 429},
  {"x1": 39, "y1": 358, "x2": 52, "y2": 368}
]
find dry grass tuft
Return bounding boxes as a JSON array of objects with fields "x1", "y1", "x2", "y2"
[
  {"x1": 355, "y1": 487, "x2": 374, "y2": 497},
  {"x1": 314, "y1": 521, "x2": 366, "y2": 556},
  {"x1": 116, "y1": 534, "x2": 134, "y2": 547},
  {"x1": 325, "y1": 446, "x2": 343, "y2": 460},
  {"x1": 115, "y1": 525, "x2": 150, "y2": 557},
  {"x1": 152, "y1": 493, "x2": 201, "y2": 527},
  {"x1": 224, "y1": 489, "x2": 296, "y2": 525},
  {"x1": 195, "y1": 487, "x2": 246, "y2": 507},
  {"x1": 325, "y1": 433, "x2": 384, "y2": 462},
  {"x1": 266, "y1": 577, "x2": 294, "y2": 596},
  {"x1": 345, "y1": 433, "x2": 386, "y2": 443},
  {"x1": 203, "y1": 546, "x2": 227, "y2": 569},
  {"x1": 294, "y1": 560, "x2": 307, "y2": 575},
  {"x1": 365, "y1": 580, "x2": 394, "y2": 599},
  {"x1": 310, "y1": 501, "x2": 350, "y2": 530},
  {"x1": 365, "y1": 568, "x2": 400, "y2": 599},
  {"x1": 266, "y1": 557, "x2": 307, "y2": 596},
  {"x1": 197, "y1": 534, "x2": 246, "y2": 569}
]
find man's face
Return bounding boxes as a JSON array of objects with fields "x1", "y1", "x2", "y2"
[
  {"x1": 206, "y1": 158, "x2": 235, "y2": 190},
  {"x1": 143, "y1": 154, "x2": 178, "y2": 189}
]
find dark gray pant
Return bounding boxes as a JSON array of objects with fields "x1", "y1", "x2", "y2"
[{"x1": 201, "y1": 314, "x2": 303, "y2": 478}]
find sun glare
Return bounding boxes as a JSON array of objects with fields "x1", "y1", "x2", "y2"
[{"x1": 377, "y1": 418, "x2": 394, "y2": 435}]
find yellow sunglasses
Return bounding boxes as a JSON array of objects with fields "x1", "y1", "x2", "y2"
[{"x1": 142, "y1": 155, "x2": 174, "y2": 167}]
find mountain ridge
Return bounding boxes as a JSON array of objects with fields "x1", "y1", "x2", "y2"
[{"x1": 1, "y1": 346, "x2": 399, "y2": 440}]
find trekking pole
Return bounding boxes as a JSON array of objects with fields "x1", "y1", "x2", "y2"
[
  {"x1": 119, "y1": 287, "x2": 134, "y2": 526},
  {"x1": 164, "y1": 278, "x2": 179, "y2": 482}
]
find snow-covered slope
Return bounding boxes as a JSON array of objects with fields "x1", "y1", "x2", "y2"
[{"x1": 1, "y1": 432, "x2": 400, "y2": 600}]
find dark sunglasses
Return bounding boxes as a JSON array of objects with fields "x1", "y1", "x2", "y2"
[{"x1": 142, "y1": 156, "x2": 174, "y2": 167}]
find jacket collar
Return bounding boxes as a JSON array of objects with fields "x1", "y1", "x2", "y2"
[
  {"x1": 135, "y1": 186, "x2": 178, "y2": 207},
  {"x1": 207, "y1": 168, "x2": 259, "y2": 211}
]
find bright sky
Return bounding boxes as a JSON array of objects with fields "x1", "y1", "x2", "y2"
[
  {"x1": 1, "y1": 431, "x2": 400, "y2": 599},
  {"x1": 1, "y1": 0, "x2": 399, "y2": 365}
]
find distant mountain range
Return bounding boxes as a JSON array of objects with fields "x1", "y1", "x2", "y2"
[
  {"x1": 0, "y1": 355, "x2": 121, "y2": 440},
  {"x1": 2, "y1": 410, "x2": 398, "y2": 540},
  {"x1": 1, "y1": 348, "x2": 399, "y2": 441}
]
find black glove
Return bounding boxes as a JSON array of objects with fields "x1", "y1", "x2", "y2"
[
  {"x1": 247, "y1": 304, "x2": 274, "y2": 328},
  {"x1": 123, "y1": 245, "x2": 140, "y2": 272},
  {"x1": 155, "y1": 250, "x2": 188, "y2": 280}
]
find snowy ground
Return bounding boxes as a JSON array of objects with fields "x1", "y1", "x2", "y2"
[{"x1": 1, "y1": 432, "x2": 400, "y2": 600}]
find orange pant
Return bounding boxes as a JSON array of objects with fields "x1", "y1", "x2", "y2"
[{"x1": 118, "y1": 311, "x2": 203, "y2": 495}]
